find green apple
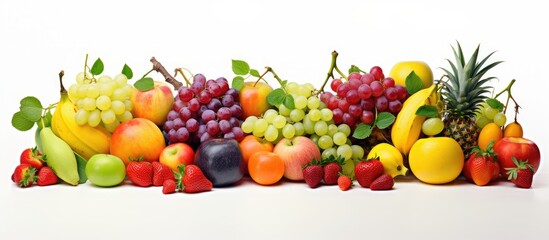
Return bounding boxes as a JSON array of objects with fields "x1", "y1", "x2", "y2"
[{"x1": 86, "y1": 154, "x2": 126, "y2": 187}]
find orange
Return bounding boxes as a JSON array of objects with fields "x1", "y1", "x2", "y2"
[
  {"x1": 389, "y1": 61, "x2": 433, "y2": 89},
  {"x1": 503, "y1": 122, "x2": 523, "y2": 138},
  {"x1": 239, "y1": 135, "x2": 274, "y2": 174},
  {"x1": 478, "y1": 123, "x2": 503, "y2": 150},
  {"x1": 248, "y1": 151, "x2": 285, "y2": 185}
]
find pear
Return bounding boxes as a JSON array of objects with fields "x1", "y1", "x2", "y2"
[{"x1": 40, "y1": 127, "x2": 79, "y2": 185}]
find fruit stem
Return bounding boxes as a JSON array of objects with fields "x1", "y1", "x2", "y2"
[
  {"x1": 253, "y1": 68, "x2": 270, "y2": 87},
  {"x1": 319, "y1": 51, "x2": 347, "y2": 92},
  {"x1": 83, "y1": 54, "x2": 88, "y2": 80},
  {"x1": 150, "y1": 57, "x2": 183, "y2": 90},
  {"x1": 494, "y1": 79, "x2": 520, "y2": 116},
  {"x1": 58, "y1": 70, "x2": 66, "y2": 94},
  {"x1": 267, "y1": 67, "x2": 284, "y2": 86},
  {"x1": 174, "y1": 68, "x2": 192, "y2": 86}
]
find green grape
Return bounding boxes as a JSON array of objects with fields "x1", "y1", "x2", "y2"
[
  {"x1": 303, "y1": 115, "x2": 315, "y2": 135},
  {"x1": 322, "y1": 148, "x2": 337, "y2": 159},
  {"x1": 337, "y1": 124, "x2": 351, "y2": 137},
  {"x1": 317, "y1": 135, "x2": 333, "y2": 150},
  {"x1": 314, "y1": 121, "x2": 328, "y2": 136},
  {"x1": 263, "y1": 109, "x2": 278, "y2": 123},
  {"x1": 116, "y1": 111, "x2": 133, "y2": 123},
  {"x1": 76, "y1": 99, "x2": 84, "y2": 110},
  {"x1": 88, "y1": 109, "x2": 101, "y2": 127},
  {"x1": 254, "y1": 119, "x2": 269, "y2": 132},
  {"x1": 337, "y1": 144, "x2": 353, "y2": 160},
  {"x1": 293, "y1": 122, "x2": 305, "y2": 136},
  {"x1": 82, "y1": 97, "x2": 97, "y2": 111},
  {"x1": 272, "y1": 115, "x2": 287, "y2": 129},
  {"x1": 103, "y1": 119, "x2": 120, "y2": 133},
  {"x1": 114, "y1": 73, "x2": 128, "y2": 86},
  {"x1": 111, "y1": 100, "x2": 126, "y2": 115},
  {"x1": 294, "y1": 95, "x2": 308, "y2": 110},
  {"x1": 252, "y1": 127, "x2": 265, "y2": 137},
  {"x1": 422, "y1": 117, "x2": 445, "y2": 136},
  {"x1": 97, "y1": 75, "x2": 113, "y2": 84},
  {"x1": 319, "y1": 101, "x2": 327, "y2": 110},
  {"x1": 327, "y1": 124, "x2": 339, "y2": 137},
  {"x1": 320, "y1": 108, "x2": 333, "y2": 122},
  {"x1": 75, "y1": 109, "x2": 89, "y2": 126},
  {"x1": 282, "y1": 124, "x2": 296, "y2": 139},
  {"x1": 96, "y1": 95, "x2": 112, "y2": 111},
  {"x1": 285, "y1": 82, "x2": 299, "y2": 94},
  {"x1": 99, "y1": 82, "x2": 115, "y2": 97},
  {"x1": 289, "y1": 109, "x2": 305, "y2": 122},
  {"x1": 124, "y1": 100, "x2": 133, "y2": 112},
  {"x1": 264, "y1": 125, "x2": 279, "y2": 142},
  {"x1": 342, "y1": 158, "x2": 355, "y2": 179},
  {"x1": 308, "y1": 109, "x2": 321, "y2": 122},
  {"x1": 68, "y1": 84, "x2": 79, "y2": 98},
  {"x1": 303, "y1": 83, "x2": 315, "y2": 92},
  {"x1": 121, "y1": 84, "x2": 133, "y2": 98},
  {"x1": 101, "y1": 109, "x2": 116, "y2": 124},
  {"x1": 493, "y1": 113, "x2": 507, "y2": 127},
  {"x1": 476, "y1": 115, "x2": 490, "y2": 128},
  {"x1": 310, "y1": 134, "x2": 320, "y2": 145},
  {"x1": 297, "y1": 85, "x2": 312, "y2": 98},
  {"x1": 112, "y1": 88, "x2": 126, "y2": 101},
  {"x1": 484, "y1": 107, "x2": 498, "y2": 120},
  {"x1": 351, "y1": 145, "x2": 365, "y2": 160},
  {"x1": 76, "y1": 84, "x2": 88, "y2": 99},
  {"x1": 241, "y1": 120, "x2": 254, "y2": 133},
  {"x1": 86, "y1": 84, "x2": 100, "y2": 98},
  {"x1": 278, "y1": 104, "x2": 291, "y2": 116},
  {"x1": 76, "y1": 72, "x2": 86, "y2": 84},
  {"x1": 307, "y1": 96, "x2": 320, "y2": 110},
  {"x1": 333, "y1": 132, "x2": 347, "y2": 146}
]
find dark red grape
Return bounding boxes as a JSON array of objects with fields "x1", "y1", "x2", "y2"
[
  {"x1": 176, "y1": 128, "x2": 190, "y2": 142},
  {"x1": 229, "y1": 117, "x2": 241, "y2": 128},
  {"x1": 193, "y1": 74, "x2": 206, "y2": 85},
  {"x1": 178, "y1": 87, "x2": 193, "y2": 102},
  {"x1": 370, "y1": 66, "x2": 384, "y2": 80},
  {"x1": 206, "y1": 120, "x2": 220, "y2": 136},
  {"x1": 382, "y1": 77, "x2": 395, "y2": 88},
  {"x1": 375, "y1": 96, "x2": 388, "y2": 111},
  {"x1": 179, "y1": 107, "x2": 192, "y2": 121},
  {"x1": 358, "y1": 84, "x2": 372, "y2": 99},
  {"x1": 207, "y1": 98, "x2": 222, "y2": 112},
  {"x1": 337, "y1": 83, "x2": 351, "y2": 97},
  {"x1": 384, "y1": 87, "x2": 398, "y2": 101},
  {"x1": 190, "y1": 81, "x2": 204, "y2": 94},
  {"x1": 173, "y1": 118, "x2": 185, "y2": 130},
  {"x1": 360, "y1": 73, "x2": 375, "y2": 84},
  {"x1": 208, "y1": 83, "x2": 223, "y2": 97},
  {"x1": 395, "y1": 85, "x2": 408, "y2": 100},
  {"x1": 361, "y1": 98, "x2": 375, "y2": 111},
  {"x1": 186, "y1": 118, "x2": 199, "y2": 132},
  {"x1": 348, "y1": 72, "x2": 361, "y2": 81},
  {"x1": 348, "y1": 78, "x2": 362, "y2": 89},
  {"x1": 200, "y1": 132, "x2": 213, "y2": 143},
  {"x1": 388, "y1": 100, "x2": 403, "y2": 113},
  {"x1": 370, "y1": 81, "x2": 384, "y2": 97},
  {"x1": 342, "y1": 113, "x2": 356, "y2": 126},
  {"x1": 216, "y1": 77, "x2": 230, "y2": 93},
  {"x1": 198, "y1": 90, "x2": 212, "y2": 104},
  {"x1": 320, "y1": 92, "x2": 333, "y2": 103},
  {"x1": 331, "y1": 79, "x2": 342, "y2": 92},
  {"x1": 338, "y1": 98, "x2": 350, "y2": 112},
  {"x1": 188, "y1": 98, "x2": 200, "y2": 112},
  {"x1": 360, "y1": 110, "x2": 375, "y2": 124},
  {"x1": 217, "y1": 107, "x2": 231, "y2": 120},
  {"x1": 202, "y1": 109, "x2": 216, "y2": 122},
  {"x1": 167, "y1": 110, "x2": 179, "y2": 121},
  {"x1": 173, "y1": 99, "x2": 185, "y2": 112},
  {"x1": 163, "y1": 120, "x2": 174, "y2": 132},
  {"x1": 348, "y1": 104, "x2": 362, "y2": 118},
  {"x1": 168, "y1": 129, "x2": 178, "y2": 143},
  {"x1": 327, "y1": 96, "x2": 339, "y2": 110},
  {"x1": 226, "y1": 88, "x2": 239, "y2": 101},
  {"x1": 232, "y1": 127, "x2": 244, "y2": 142},
  {"x1": 332, "y1": 108, "x2": 344, "y2": 124},
  {"x1": 229, "y1": 104, "x2": 242, "y2": 118},
  {"x1": 222, "y1": 94, "x2": 234, "y2": 107},
  {"x1": 219, "y1": 120, "x2": 232, "y2": 133},
  {"x1": 345, "y1": 89, "x2": 360, "y2": 104}
]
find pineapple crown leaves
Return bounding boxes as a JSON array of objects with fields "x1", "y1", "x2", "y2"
[
  {"x1": 470, "y1": 141, "x2": 497, "y2": 159},
  {"x1": 440, "y1": 41, "x2": 503, "y2": 117},
  {"x1": 505, "y1": 157, "x2": 534, "y2": 181}
]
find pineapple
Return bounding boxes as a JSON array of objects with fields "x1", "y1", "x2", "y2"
[{"x1": 440, "y1": 42, "x2": 502, "y2": 158}]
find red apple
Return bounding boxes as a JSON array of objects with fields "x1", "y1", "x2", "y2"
[
  {"x1": 493, "y1": 137, "x2": 540, "y2": 178},
  {"x1": 273, "y1": 136, "x2": 321, "y2": 181},
  {"x1": 110, "y1": 118, "x2": 166, "y2": 165},
  {"x1": 240, "y1": 81, "x2": 272, "y2": 118},
  {"x1": 130, "y1": 81, "x2": 174, "y2": 126},
  {"x1": 159, "y1": 143, "x2": 194, "y2": 171}
]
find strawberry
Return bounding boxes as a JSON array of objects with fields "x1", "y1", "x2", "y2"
[
  {"x1": 174, "y1": 165, "x2": 212, "y2": 193},
  {"x1": 153, "y1": 161, "x2": 175, "y2": 186},
  {"x1": 37, "y1": 166, "x2": 58, "y2": 186},
  {"x1": 323, "y1": 156, "x2": 345, "y2": 185},
  {"x1": 20, "y1": 147, "x2": 45, "y2": 170},
  {"x1": 337, "y1": 175, "x2": 352, "y2": 191},
  {"x1": 506, "y1": 157, "x2": 534, "y2": 189},
  {"x1": 162, "y1": 179, "x2": 177, "y2": 194},
  {"x1": 126, "y1": 160, "x2": 153, "y2": 187},
  {"x1": 466, "y1": 142, "x2": 498, "y2": 186},
  {"x1": 12, "y1": 164, "x2": 37, "y2": 187},
  {"x1": 354, "y1": 157, "x2": 384, "y2": 188},
  {"x1": 370, "y1": 173, "x2": 394, "y2": 190},
  {"x1": 302, "y1": 159, "x2": 323, "y2": 188}
]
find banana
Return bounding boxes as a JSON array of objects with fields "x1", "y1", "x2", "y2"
[
  {"x1": 51, "y1": 76, "x2": 111, "y2": 160},
  {"x1": 40, "y1": 127, "x2": 79, "y2": 185},
  {"x1": 391, "y1": 85, "x2": 436, "y2": 155}
]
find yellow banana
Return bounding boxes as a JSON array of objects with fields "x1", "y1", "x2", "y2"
[
  {"x1": 51, "y1": 78, "x2": 111, "y2": 160},
  {"x1": 391, "y1": 85, "x2": 436, "y2": 155}
]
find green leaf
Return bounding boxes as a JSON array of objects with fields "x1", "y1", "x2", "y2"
[
  {"x1": 122, "y1": 64, "x2": 133, "y2": 79},
  {"x1": 416, "y1": 105, "x2": 439, "y2": 118},
  {"x1": 232, "y1": 59, "x2": 250, "y2": 75},
  {"x1": 375, "y1": 112, "x2": 396, "y2": 129},
  {"x1": 352, "y1": 123, "x2": 373, "y2": 139},
  {"x1": 74, "y1": 152, "x2": 88, "y2": 184},
  {"x1": 232, "y1": 76, "x2": 245, "y2": 91},
  {"x1": 266, "y1": 88, "x2": 285, "y2": 106},
  {"x1": 12, "y1": 111, "x2": 35, "y2": 131},
  {"x1": 486, "y1": 98, "x2": 504, "y2": 112},
  {"x1": 20, "y1": 96, "x2": 42, "y2": 109},
  {"x1": 38, "y1": 110, "x2": 53, "y2": 128},
  {"x1": 405, "y1": 71, "x2": 423, "y2": 95},
  {"x1": 349, "y1": 65, "x2": 361, "y2": 74},
  {"x1": 20, "y1": 105, "x2": 42, "y2": 122},
  {"x1": 284, "y1": 94, "x2": 295, "y2": 109},
  {"x1": 90, "y1": 58, "x2": 104, "y2": 75},
  {"x1": 250, "y1": 69, "x2": 260, "y2": 77},
  {"x1": 281, "y1": 80, "x2": 288, "y2": 88},
  {"x1": 134, "y1": 77, "x2": 154, "y2": 91}
]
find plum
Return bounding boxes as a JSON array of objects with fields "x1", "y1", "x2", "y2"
[{"x1": 194, "y1": 138, "x2": 245, "y2": 187}]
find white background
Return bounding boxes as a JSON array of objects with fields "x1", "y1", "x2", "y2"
[{"x1": 1, "y1": 0, "x2": 548, "y2": 239}]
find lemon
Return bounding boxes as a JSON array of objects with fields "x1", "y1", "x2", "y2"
[
  {"x1": 408, "y1": 137, "x2": 464, "y2": 184},
  {"x1": 389, "y1": 61, "x2": 433, "y2": 89},
  {"x1": 367, "y1": 143, "x2": 408, "y2": 178}
]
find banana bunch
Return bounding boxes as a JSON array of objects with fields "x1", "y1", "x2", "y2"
[
  {"x1": 391, "y1": 85, "x2": 437, "y2": 155},
  {"x1": 51, "y1": 80, "x2": 111, "y2": 160}
]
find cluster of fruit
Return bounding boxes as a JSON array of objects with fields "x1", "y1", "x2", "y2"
[{"x1": 11, "y1": 148, "x2": 57, "y2": 187}]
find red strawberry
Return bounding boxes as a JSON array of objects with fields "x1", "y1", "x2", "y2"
[
  {"x1": 12, "y1": 164, "x2": 37, "y2": 187},
  {"x1": 174, "y1": 165, "x2": 212, "y2": 193},
  {"x1": 337, "y1": 175, "x2": 352, "y2": 191},
  {"x1": 20, "y1": 147, "x2": 45, "y2": 170},
  {"x1": 153, "y1": 161, "x2": 175, "y2": 186},
  {"x1": 37, "y1": 167, "x2": 58, "y2": 186},
  {"x1": 302, "y1": 159, "x2": 323, "y2": 188},
  {"x1": 126, "y1": 160, "x2": 153, "y2": 187},
  {"x1": 162, "y1": 179, "x2": 177, "y2": 194},
  {"x1": 488, "y1": 160, "x2": 500, "y2": 181},
  {"x1": 466, "y1": 143, "x2": 498, "y2": 186},
  {"x1": 354, "y1": 158, "x2": 384, "y2": 188},
  {"x1": 323, "y1": 156, "x2": 344, "y2": 185},
  {"x1": 370, "y1": 173, "x2": 394, "y2": 190},
  {"x1": 506, "y1": 158, "x2": 534, "y2": 189}
]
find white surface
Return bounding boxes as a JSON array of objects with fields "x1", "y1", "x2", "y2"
[{"x1": 1, "y1": 0, "x2": 548, "y2": 239}]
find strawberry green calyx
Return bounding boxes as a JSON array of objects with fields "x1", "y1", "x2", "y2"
[
  {"x1": 471, "y1": 141, "x2": 497, "y2": 158},
  {"x1": 505, "y1": 157, "x2": 534, "y2": 181},
  {"x1": 174, "y1": 165, "x2": 186, "y2": 191}
]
